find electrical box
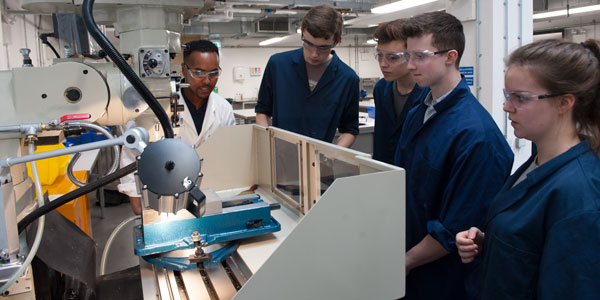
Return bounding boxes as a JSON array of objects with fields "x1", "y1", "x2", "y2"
[{"x1": 233, "y1": 66, "x2": 246, "y2": 81}]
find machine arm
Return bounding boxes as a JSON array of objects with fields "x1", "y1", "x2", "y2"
[{"x1": 82, "y1": 0, "x2": 174, "y2": 138}]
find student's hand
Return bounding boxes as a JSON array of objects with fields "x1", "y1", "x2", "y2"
[
  {"x1": 456, "y1": 227, "x2": 485, "y2": 264},
  {"x1": 130, "y1": 196, "x2": 142, "y2": 215}
]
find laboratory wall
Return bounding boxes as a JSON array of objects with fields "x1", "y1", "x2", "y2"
[
  {"x1": 0, "y1": 2, "x2": 53, "y2": 70},
  {"x1": 217, "y1": 45, "x2": 382, "y2": 100},
  {"x1": 563, "y1": 24, "x2": 600, "y2": 42}
]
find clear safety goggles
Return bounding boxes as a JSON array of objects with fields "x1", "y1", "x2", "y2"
[
  {"x1": 502, "y1": 88, "x2": 563, "y2": 108},
  {"x1": 406, "y1": 49, "x2": 453, "y2": 63},
  {"x1": 301, "y1": 35, "x2": 337, "y2": 53},
  {"x1": 185, "y1": 64, "x2": 221, "y2": 80},
  {"x1": 374, "y1": 49, "x2": 410, "y2": 65}
]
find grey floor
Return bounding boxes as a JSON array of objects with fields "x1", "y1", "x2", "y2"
[{"x1": 90, "y1": 191, "x2": 140, "y2": 276}]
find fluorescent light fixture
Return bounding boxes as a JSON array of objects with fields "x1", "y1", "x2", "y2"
[
  {"x1": 533, "y1": 4, "x2": 600, "y2": 19},
  {"x1": 230, "y1": 8, "x2": 262, "y2": 14},
  {"x1": 259, "y1": 36, "x2": 286, "y2": 46},
  {"x1": 366, "y1": 39, "x2": 377, "y2": 45},
  {"x1": 368, "y1": 24, "x2": 379, "y2": 28},
  {"x1": 371, "y1": 0, "x2": 438, "y2": 14},
  {"x1": 274, "y1": 10, "x2": 298, "y2": 15}
]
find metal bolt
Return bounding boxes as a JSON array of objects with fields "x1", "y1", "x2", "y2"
[
  {"x1": 0, "y1": 249, "x2": 9, "y2": 262},
  {"x1": 191, "y1": 231, "x2": 200, "y2": 242}
]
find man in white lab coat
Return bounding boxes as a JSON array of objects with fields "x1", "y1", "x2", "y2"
[{"x1": 118, "y1": 40, "x2": 235, "y2": 214}]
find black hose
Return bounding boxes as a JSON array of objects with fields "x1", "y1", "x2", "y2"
[
  {"x1": 44, "y1": 42, "x2": 60, "y2": 58},
  {"x1": 17, "y1": 162, "x2": 137, "y2": 233},
  {"x1": 39, "y1": 33, "x2": 60, "y2": 58},
  {"x1": 81, "y1": 0, "x2": 174, "y2": 138}
]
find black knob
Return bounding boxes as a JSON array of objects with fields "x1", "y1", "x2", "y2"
[
  {"x1": 148, "y1": 58, "x2": 158, "y2": 68},
  {"x1": 65, "y1": 88, "x2": 81, "y2": 102},
  {"x1": 164, "y1": 160, "x2": 175, "y2": 171}
]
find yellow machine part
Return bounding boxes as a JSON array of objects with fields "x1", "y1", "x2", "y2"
[
  {"x1": 26, "y1": 144, "x2": 70, "y2": 186},
  {"x1": 41, "y1": 171, "x2": 93, "y2": 237}
]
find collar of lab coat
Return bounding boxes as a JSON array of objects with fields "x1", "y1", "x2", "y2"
[
  {"x1": 380, "y1": 82, "x2": 427, "y2": 131},
  {"x1": 291, "y1": 48, "x2": 340, "y2": 95},
  {"x1": 181, "y1": 91, "x2": 219, "y2": 146},
  {"x1": 401, "y1": 78, "x2": 470, "y2": 144},
  {"x1": 486, "y1": 140, "x2": 593, "y2": 222}
]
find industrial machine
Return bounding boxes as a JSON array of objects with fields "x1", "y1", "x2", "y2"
[
  {"x1": 0, "y1": 0, "x2": 407, "y2": 299},
  {"x1": 138, "y1": 124, "x2": 406, "y2": 299}
]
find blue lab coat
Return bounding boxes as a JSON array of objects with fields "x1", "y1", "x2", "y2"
[
  {"x1": 394, "y1": 79, "x2": 514, "y2": 299},
  {"x1": 479, "y1": 140, "x2": 600, "y2": 300},
  {"x1": 372, "y1": 79, "x2": 428, "y2": 164},
  {"x1": 255, "y1": 48, "x2": 359, "y2": 143}
]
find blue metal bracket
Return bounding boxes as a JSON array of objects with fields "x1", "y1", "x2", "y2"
[
  {"x1": 142, "y1": 242, "x2": 240, "y2": 271},
  {"x1": 133, "y1": 202, "x2": 280, "y2": 257}
]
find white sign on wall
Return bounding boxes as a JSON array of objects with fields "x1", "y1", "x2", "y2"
[{"x1": 249, "y1": 67, "x2": 262, "y2": 77}]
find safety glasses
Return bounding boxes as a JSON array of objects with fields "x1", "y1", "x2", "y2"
[
  {"x1": 374, "y1": 49, "x2": 410, "y2": 65},
  {"x1": 406, "y1": 49, "x2": 453, "y2": 63},
  {"x1": 301, "y1": 35, "x2": 337, "y2": 53},
  {"x1": 185, "y1": 64, "x2": 221, "y2": 80},
  {"x1": 502, "y1": 88, "x2": 563, "y2": 107}
]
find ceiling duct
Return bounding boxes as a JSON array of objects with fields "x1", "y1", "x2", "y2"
[
  {"x1": 194, "y1": 10, "x2": 234, "y2": 22},
  {"x1": 256, "y1": 18, "x2": 290, "y2": 33}
]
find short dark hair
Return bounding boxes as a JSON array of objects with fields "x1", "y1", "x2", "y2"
[
  {"x1": 402, "y1": 11, "x2": 465, "y2": 69},
  {"x1": 183, "y1": 40, "x2": 219, "y2": 63},
  {"x1": 373, "y1": 19, "x2": 408, "y2": 46},
  {"x1": 301, "y1": 4, "x2": 343, "y2": 42}
]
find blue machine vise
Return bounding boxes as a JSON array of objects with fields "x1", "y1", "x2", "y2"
[{"x1": 133, "y1": 196, "x2": 280, "y2": 271}]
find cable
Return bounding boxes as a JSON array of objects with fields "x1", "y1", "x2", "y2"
[
  {"x1": 0, "y1": 142, "x2": 46, "y2": 293},
  {"x1": 99, "y1": 215, "x2": 140, "y2": 275},
  {"x1": 39, "y1": 33, "x2": 60, "y2": 58},
  {"x1": 66, "y1": 123, "x2": 120, "y2": 187},
  {"x1": 17, "y1": 162, "x2": 137, "y2": 234},
  {"x1": 44, "y1": 41, "x2": 60, "y2": 59},
  {"x1": 81, "y1": 0, "x2": 174, "y2": 139}
]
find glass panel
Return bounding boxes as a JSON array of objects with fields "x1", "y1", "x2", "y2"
[
  {"x1": 319, "y1": 153, "x2": 360, "y2": 193},
  {"x1": 274, "y1": 138, "x2": 300, "y2": 204}
]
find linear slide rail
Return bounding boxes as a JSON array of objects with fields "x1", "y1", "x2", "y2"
[{"x1": 147, "y1": 252, "x2": 252, "y2": 300}]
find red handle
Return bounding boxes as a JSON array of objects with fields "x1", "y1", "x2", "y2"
[{"x1": 60, "y1": 114, "x2": 91, "y2": 123}]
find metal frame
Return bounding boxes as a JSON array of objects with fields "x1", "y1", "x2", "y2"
[{"x1": 266, "y1": 127, "x2": 375, "y2": 216}]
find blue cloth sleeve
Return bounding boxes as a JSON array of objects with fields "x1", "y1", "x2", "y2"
[
  {"x1": 337, "y1": 76, "x2": 359, "y2": 135},
  {"x1": 427, "y1": 219, "x2": 457, "y2": 252},
  {"x1": 538, "y1": 212, "x2": 600, "y2": 299},
  {"x1": 255, "y1": 58, "x2": 274, "y2": 116},
  {"x1": 427, "y1": 141, "x2": 511, "y2": 253}
]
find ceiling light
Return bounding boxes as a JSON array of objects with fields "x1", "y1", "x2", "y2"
[
  {"x1": 533, "y1": 4, "x2": 600, "y2": 19},
  {"x1": 371, "y1": 0, "x2": 438, "y2": 14},
  {"x1": 366, "y1": 39, "x2": 377, "y2": 45},
  {"x1": 274, "y1": 10, "x2": 298, "y2": 15},
  {"x1": 229, "y1": 8, "x2": 261, "y2": 14},
  {"x1": 259, "y1": 36, "x2": 287, "y2": 46}
]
